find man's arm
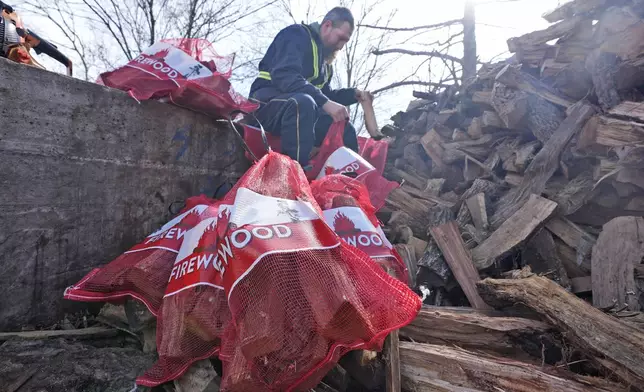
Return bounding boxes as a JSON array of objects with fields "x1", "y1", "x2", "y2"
[
  {"x1": 269, "y1": 26, "x2": 330, "y2": 107},
  {"x1": 322, "y1": 66, "x2": 358, "y2": 106}
]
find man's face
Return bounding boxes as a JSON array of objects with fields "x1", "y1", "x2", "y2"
[{"x1": 320, "y1": 20, "x2": 353, "y2": 53}]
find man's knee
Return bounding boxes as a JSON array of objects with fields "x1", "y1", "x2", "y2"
[{"x1": 289, "y1": 93, "x2": 317, "y2": 114}]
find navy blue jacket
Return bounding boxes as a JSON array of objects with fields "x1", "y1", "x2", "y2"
[{"x1": 249, "y1": 23, "x2": 358, "y2": 108}]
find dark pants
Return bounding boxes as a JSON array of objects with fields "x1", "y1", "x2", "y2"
[{"x1": 250, "y1": 91, "x2": 358, "y2": 167}]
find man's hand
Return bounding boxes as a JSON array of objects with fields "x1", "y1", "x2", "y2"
[
  {"x1": 322, "y1": 100, "x2": 349, "y2": 122},
  {"x1": 355, "y1": 89, "x2": 374, "y2": 103}
]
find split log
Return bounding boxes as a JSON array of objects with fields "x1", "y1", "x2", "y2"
[
  {"x1": 549, "y1": 170, "x2": 596, "y2": 216},
  {"x1": 540, "y1": 59, "x2": 568, "y2": 78},
  {"x1": 491, "y1": 83, "x2": 527, "y2": 130},
  {"x1": 429, "y1": 209, "x2": 491, "y2": 310},
  {"x1": 387, "y1": 210, "x2": 429, "y2": 241},
  {"x1": 465, "y1": 193, "x2": 488, "y2": 232},
  {"x1": 546, "y1": 217, "x2": 594, "y2": 251},
  {"x1": 547, "y1": 60, "x2": 594, "y2": 101},
  {"x1": 461, "y1": 178, "x2": 503, "y2": 202},
  {"x1": 463, "y1": 160, "x2": 484, "y2": 182},
  {"x1": 388, "y1": 167, "x2": 426, "y2": 191},
  {"x1": 542, "y1": 0, "x2": 611, "y2": 23},
  {"x1": 385, "y1": 188, "x2": 429, "y2": 219},
  {"x1": 394, "y1": 244, "x2": 418, "y2": 287},
  {"x1": 400, "y1": 342, "x2": 623, "y2": 392},
  {"x1": 403, "y1": 143, "x2": 432, "y2": 178},
  {"x1": 400, "y1": 306, "x2": 552, "y2": 355},
  {"x1": 401, "y1": 185, "x2": 455, "y2": 208},
  {"x1": 609, "y1": 101, "x2": 644, "y2": 122},
  {"x1": 452, "y1": 128, "x2": 470, "y2": 141},
  {"x1": 626, "y1": 196, "x2": 644, "y2": 210},
  {"x1": 555, "y1": 238, "x2": 589, "y2": 278},
  {"x1": 426, "y1": 178, "x2": 446, "y2": 196},
  {"x1": 522, "y1": 229, "x2": 571, "y2": 290},
  {"x1": 472, "y1": 194, "x2": 558, "y2": 270},
  {"x1": 416, "y1": 239, "x2": 452, "y2": 288},
  {"x1": 617, "y1": 167, "x2": 644, "y2": 190},
  {"x1": 472, "y1": 90, "x2": 493, "y2": 107},
  {"x1": 491, "y1": 82, "x2": 565, "y2": 143},
  {"x1": 420, "y1": 129, "x2": 445, "y2": 168},
  {"x1": 441, "y1": 131, "x2": 514, "y2": 164},
  {"x1": 503, "y1": 140, "x2": 541, "y2": 174},
  {"x1": 578, "y1": 115, "x2": 644, "y2": 151},
  {"x1": 568, "y1": 203, "x2": 644, "y2": 227},
  {"x1": 505, "y1": 172, "x2": 523, "y2": 187},
  {"x1": 477, "y1": 274, "x2": 644, "y2": 386},
  {"x1": 571, "y1": 276, "x2": 592, "y2": 294},
  {"x1": 0, "y1": 327, "x2": 118, "y2": 341},
  {"x1": 490, "y1": 102, "x2": 595, "y2": 228},
  {"x1": 384, "y1": 331, "x2": 400, "y2": 392},
  {"x1": 592, "y1": 216, "x2": 644, "y2": 311},
  {"x1": 546, "y1": 216, "x2": 594, "y2": 273},
  {"x1": 495, "y1": 64, "x2": 575, "y2": 108},
  {"x1": 467, "y1": 117, "x2": 484, "y2": 139},
  {"x1": 596, "y1": 6, "x2": 644, "y2": 60},
  {"x1": 515, "y1": 44, "x2": 556, "y2": 68},
  {"x1": 507, "y1": 16, "x2": 584, "y2": 55},
  {"x1": 585, "y1": 50, "x2": 622, "y2": 110}
]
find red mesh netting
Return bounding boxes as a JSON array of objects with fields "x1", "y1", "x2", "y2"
[
  {"x1": 97, "y1": 38, "x2": 257, "y2": 118},
  {"x1": 137, "y1": 203, "x2": 233, "y2": 386},
  {"x1": 63, "y1": 195, "x2": 219, "y2": 315},
  {"x1": 151, "y1": 151, "x2": 421, "y2": 391},
  {"x1": 311, "y1": 175, "x2": 409, "y2": 284},
  {"x1": 357, "y1": 136, "x2": 389, "y2": 174},
  {"x1": 308, "y1": 122, "x2": 398, "y2": 211}
]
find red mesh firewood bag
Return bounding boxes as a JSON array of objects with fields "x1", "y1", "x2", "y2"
[
  {"x1": 63, "y1": 195, "x2": 219, "y2": 315},
  {"x1": 137, "y1": 202, "x2": 233, "y2": 386},
  {"x1": 311, "y1": 175, "x2": 409, "y2": 284},
  {"x1": 97, "y1": 38, "x2": 257, "y2": 118},
  {"x1": 309, "y1": 122, "x2": 399, "y2": 211},
  {"x1": 180, "y1": 151, "x2": 420, "y2": 391}
]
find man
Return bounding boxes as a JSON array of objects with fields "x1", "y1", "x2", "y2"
[{"x1": 249, "y1": 7, "x2": 370, "y2": 170}]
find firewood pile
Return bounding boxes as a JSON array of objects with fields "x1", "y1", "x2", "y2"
[{"x1": 353, "y1": 0, "x2": 644, "y2": 391}]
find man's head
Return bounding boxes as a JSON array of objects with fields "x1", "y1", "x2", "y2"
[{"x1": 320, "y1": 7, "x2": 354, "y2": 56}]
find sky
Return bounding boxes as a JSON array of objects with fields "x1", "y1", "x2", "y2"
[{"x1": 20, "y1": 0, "x2": 570, "y2": 126}]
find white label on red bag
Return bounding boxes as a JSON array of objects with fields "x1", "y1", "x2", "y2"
[
  {"x1": 322, "y1": 206, "x2": 394, "y2": 259},
  {"x1": 317, "y1": 147, "x2": 375, "y2": 180},
  {"x1": 164, "y1": 188, "x2": 340, "y2": 298},
  {"x1": 127, "y1": 41, "x2": 214, "y2": 83},
  {"x1": 126, "y1": 204, "x2": 214, "y2": 254}
]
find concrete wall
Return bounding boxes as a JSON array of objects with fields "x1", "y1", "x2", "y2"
[{"x1": 0, "y1": 58, "x2": 249, "y2": 330}]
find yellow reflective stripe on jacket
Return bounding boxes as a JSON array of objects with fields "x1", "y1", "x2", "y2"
[
  {"x1": 258, "y1": 71, "x2": 272, "y2": 80},
  {"x1": 303, "y1": 25, "x2": 319, "y2": 82}
]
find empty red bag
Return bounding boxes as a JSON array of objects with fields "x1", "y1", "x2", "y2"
[{"x1": 64, "y1": 195, "x2": 219, "y2": 315}]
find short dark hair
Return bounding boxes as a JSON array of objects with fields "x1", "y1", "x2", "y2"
[{"x1": 322, "y1": 7, "x2": 355, "y2": 31}]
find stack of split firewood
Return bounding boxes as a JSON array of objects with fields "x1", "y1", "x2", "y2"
[{"x1": 353, "y1": 0, "x2": 644, "y2": 391}]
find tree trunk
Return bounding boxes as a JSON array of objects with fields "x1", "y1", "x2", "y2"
[{"x1": 462, "y1": 1, "x2": 477, "y2": 87}]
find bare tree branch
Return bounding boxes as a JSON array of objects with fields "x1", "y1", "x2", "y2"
[
  {"x1": 372, "y1": 48, "x2": 463, "y2": 64},
  {"x1": 358, "y1": 18, "x2": 462, "y2": 32},
  {"x1": 372, "y1": 80, "x2": 455, "y2": 95}
]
